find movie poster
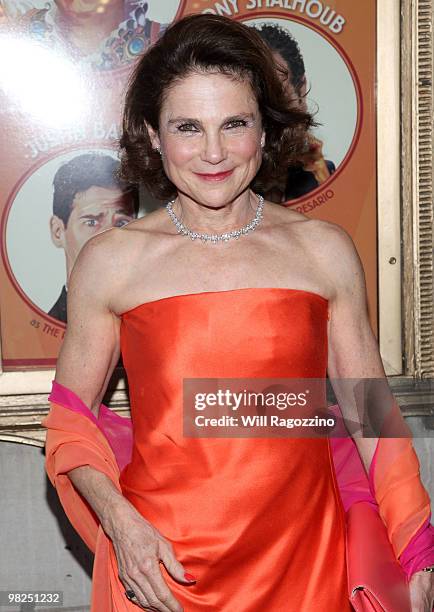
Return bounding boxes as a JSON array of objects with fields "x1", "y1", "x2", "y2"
[{"x1": 0, "y1": 0, "x2": 375, "y2": 368}]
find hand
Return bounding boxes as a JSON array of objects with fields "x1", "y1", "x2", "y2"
[
  {"x1": 300, "y1": 135, "x2": 324, "y2": 165},
  {"x1": 409, "y1": 570, "x2": 434, "y2": 611},
  {"x1": 102, "y1": 497, "x2": 195, "y2": 611},
  {"x1": 299, "y1": 135, "x2": 331, "y2": 184}
]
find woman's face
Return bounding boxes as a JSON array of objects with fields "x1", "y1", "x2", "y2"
[{"x1": 148, "y1": 71, "x2": 265, "y2": 207}]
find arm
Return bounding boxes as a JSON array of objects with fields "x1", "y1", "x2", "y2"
[
  {"x1": 323, "y1": 223, "x2": 382, "y2": 473},
  {"x1": 49, "y1": 229, "x2": 192, "y2": 611},
  {"x1": 54, "y1": 230, "x2": 121, "y2": 417},
  {"x1": 55, "y1": 231, "x2": 131, "y2": 530},
  {"x1": 321, "y1": 223, "x2": 434, "y2": 609}
]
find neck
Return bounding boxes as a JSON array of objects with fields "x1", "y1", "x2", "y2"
[{"x1": 172, "y1": 190, "x2": 259, "y2": 234}]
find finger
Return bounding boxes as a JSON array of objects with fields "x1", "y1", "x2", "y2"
[
  {"x1": 137, "y1": 578, "x2": 175, "y2": 612},
  {"x1": 121, "y1": 584, "x2": 146, "y2": 609},
  {"x1": 137, "y1": 557, "x2": 184, "y2": 612},
  {"x1": 158, "y1": 538, "x2": 197, "y2": 585},
  {"x1": 121, "y1": 577, "x2": 152, "y2": 610},
  {"x1": 125, "y1": 575, "x2": 174, "y2": 612}
]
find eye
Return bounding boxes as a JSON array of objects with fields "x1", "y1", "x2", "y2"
[
  {"x1": 177, "y1": 123, "x2": 199, "y2": 132},
  {"x1": 226, "y1": 119, "x2": 248, "y2": 129},
  {"x1": 115, "y1": 218, "x2": 132, "y2": 227},
  {"x1": 84, "y1": 219, "x2": 98, "y2": 227}
]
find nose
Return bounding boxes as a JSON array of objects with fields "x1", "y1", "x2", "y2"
[{"x1": 200, "y1": 131, "x2": 227, "y2": 165}]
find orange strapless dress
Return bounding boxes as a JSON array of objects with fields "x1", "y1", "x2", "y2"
[{"x1": 118, "y1": 287, "x2": 350, "y2": 611}]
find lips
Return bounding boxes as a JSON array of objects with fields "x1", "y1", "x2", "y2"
[{"x1": 194, "y1": 169, "x2": 234, "y2": 181}]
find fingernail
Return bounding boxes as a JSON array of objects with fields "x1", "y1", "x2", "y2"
[{"x1": 184, "y1": 572, "x2": 197, "y2": 582}]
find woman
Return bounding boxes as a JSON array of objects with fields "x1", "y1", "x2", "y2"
[{"x1": 42, "y1": 13, "x2": 434, "y2": 611}]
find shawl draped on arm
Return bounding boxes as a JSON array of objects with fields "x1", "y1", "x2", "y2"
[{"x1": 41, "y1": 391, "x2": 135, "y2": 611}]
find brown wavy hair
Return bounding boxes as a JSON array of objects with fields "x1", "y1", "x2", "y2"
[{"x1": 119, "y1": 13, "x2": 315, "y2": 200}]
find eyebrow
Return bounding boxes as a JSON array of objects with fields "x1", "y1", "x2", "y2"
[
  {"x1": 167, "y1": 112, "x2": 256, "y2": 125},
  {"x1": 79, "y1": 209, "x2": 132, "y2": 219}
]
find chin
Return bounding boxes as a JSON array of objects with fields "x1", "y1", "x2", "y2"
[
  {"x1": 192, "y1": 187, "x2": 242, "y2": 206},
  {"x1": 198, "y1": 179, "x2": 249, "y2": 196}
]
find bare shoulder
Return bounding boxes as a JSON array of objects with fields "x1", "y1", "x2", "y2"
[
  {"x1": 263, "y1": 199, "x2": 309, "y2": 229},
  {"x1": 66, "y1": 228, "x2": 125, "y2": 315},
  {"x1": 296, "y1": 217, "x2": 366, "y2": 301},
  {"x1": 313, "y1": 217, "x2": 362, "y2": 265},
  {"x1": 266, "y1": 200, "x2": 350, "y2": 246},
  {"x1": 67, "y1": 208, "x2": 167, "y2": 311},
  {"x1": 294, "y1": 215, "x2": 359, "y2": 259},
  {"x1": 66, "y1": 223, "x2": 142, "y2": 309},
  {"x1": 265, "y1": 202, "x2": 366, "y2": 300}
]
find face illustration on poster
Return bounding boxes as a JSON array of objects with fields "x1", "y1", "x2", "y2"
[
  {"x1": 247, "y1": 17, "x2": 358, "y2": 204},
  {"x1": 5, "y1": 150, "x2": 139, "y2": 326},
  {"x1": 0, "y1": 0, "x2": 180, "y2": 71}
]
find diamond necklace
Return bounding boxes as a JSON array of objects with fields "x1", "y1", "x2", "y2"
[{"x1": 165, "y1": 194, "x2": 265, "y2": 244}]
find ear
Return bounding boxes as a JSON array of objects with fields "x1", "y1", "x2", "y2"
[
  {"x1": 50, "y1": 215, "x2": 66, "y2": 248},
  {"x1": 145, "y1": 122, "x2": 161, "y2": 151},
  {"x1": 260, "y1": 129, "x2": 266, "y2": 148}
]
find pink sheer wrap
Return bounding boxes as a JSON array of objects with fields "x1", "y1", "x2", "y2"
[{"x1": 328, "y1": 402, "x2": 434, "y2": 579}]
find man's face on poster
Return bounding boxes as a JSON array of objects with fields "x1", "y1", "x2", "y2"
[{"x1": 50, "y1": 185, "x2": 136, "y2": 278}]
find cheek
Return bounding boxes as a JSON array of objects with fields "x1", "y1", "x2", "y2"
[
  {"x1": 66, "y1": 224, "x2": 86, "y2": 252},
  {"x1": 164, "y1": 139, "x2": 196, "y2": 166},
  {"x1": 232, "y1": 135, "x2": 261, "y2": 160}
]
